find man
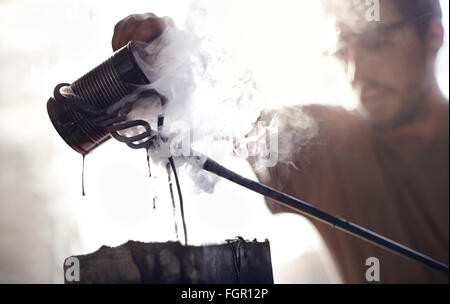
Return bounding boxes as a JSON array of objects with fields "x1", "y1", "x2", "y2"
[{"x1": 112, "y1": 0, "x2": 448, "y2": 283}]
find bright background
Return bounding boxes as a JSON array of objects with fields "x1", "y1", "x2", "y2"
[{"x1": 0, "y1": 0, "x2": 448, "y2": 283}]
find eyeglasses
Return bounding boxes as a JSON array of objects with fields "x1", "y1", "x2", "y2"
[{"x1": 330, "y1": 15, "x2": 431, "y2": 64}]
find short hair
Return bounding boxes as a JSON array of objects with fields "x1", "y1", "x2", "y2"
[
  {"x1": 391, "y1": 0, "x2": 442, "y2": 38},
  {"x1": 322, "y1": 0, "x2": 442, "y2": 39}
]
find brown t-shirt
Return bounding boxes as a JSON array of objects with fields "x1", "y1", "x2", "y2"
[{"x1": 256, "y1": 101, "x2": 449, "y2": 283}]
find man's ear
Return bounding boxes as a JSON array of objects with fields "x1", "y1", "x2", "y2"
[{"x1": 426, "y1": 18, "x2": 444, "y2": 59}]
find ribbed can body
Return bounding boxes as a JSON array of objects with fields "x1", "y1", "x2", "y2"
[{"x1": 47, "y1": 41, "x2": 149, "y2": 155}]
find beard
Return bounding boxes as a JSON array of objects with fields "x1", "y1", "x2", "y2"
[{"x1": 358, "y1": 82, "x2": 430, "y2": 132}]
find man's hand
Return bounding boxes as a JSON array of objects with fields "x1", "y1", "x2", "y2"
[{"x1": 112, "y1": 13, "x2": 173, "y2": 51}]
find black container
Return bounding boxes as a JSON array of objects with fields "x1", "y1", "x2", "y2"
[
  {"x1": 64, "y1": 240, "x2": 274, "y2": 284},
  {"x1": 47, "y1": 41, "x2": 150, "y2": 155}
]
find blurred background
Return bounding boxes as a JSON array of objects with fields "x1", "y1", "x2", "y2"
[{"x1": 0, "y1": 0, "x2": 448, "y2": 283}]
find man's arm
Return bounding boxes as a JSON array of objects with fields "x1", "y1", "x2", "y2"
[
  {"x1": 249, "y1": 105, "x2": 325, "y2": 214},
  {"x1": 250, "y1": 104, "x2": 351, "y2": 215}
]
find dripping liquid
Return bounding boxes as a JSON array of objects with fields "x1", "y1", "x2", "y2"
[
  {"x1": 226, "y1": 237, "x2": 246, "y2": 283},
  {"x1": 146, "y1": 148, "x2": 151, "y2": 177},
  {"x1": 153, "y1": 196, "x2": 158, "y2": 210},
  {"x1": 168, "y1": 157, "x2": 188, "y2": 246},
  {"x1": 81, "y1": 154, "x2": 86, "y2": 196},
  {"x1": 167, "y1": 163, "x2": 180, "y2": 242}
]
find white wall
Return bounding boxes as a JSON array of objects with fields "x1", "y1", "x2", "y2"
[{"x1": 0, "y1": 0, "x2": 447, "y2": 283}]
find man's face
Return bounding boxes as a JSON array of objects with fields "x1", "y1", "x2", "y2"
[{"x1": 336, "y1": 1, "x2": 429, "y2": 128}]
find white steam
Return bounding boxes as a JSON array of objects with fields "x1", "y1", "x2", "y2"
[{"x1": 114, "y1": 22, "x2": 317, "y2": 192}]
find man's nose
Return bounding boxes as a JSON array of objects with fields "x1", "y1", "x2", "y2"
[{"x1": 347, "y1": 46, "x2": 375, "y2": 87}]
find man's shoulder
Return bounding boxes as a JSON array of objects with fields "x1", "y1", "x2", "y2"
[
  {"x1": 261, "y1": 103, "x2": 358, "y2": 119},
  {"x1": 260, "y1": 103, "x2": 365, "y2": 135},
  {"x1": 302, "y1": 104, "x2": 356, "y2": 122}
]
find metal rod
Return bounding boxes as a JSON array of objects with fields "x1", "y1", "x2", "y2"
[{"x1": 202, "y1": 157, "x2": 449, "y2": 275}]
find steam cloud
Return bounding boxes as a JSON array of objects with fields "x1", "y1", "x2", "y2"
[{"x1": 110, "y1": 14, "x2": 318, "y2": 193}]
